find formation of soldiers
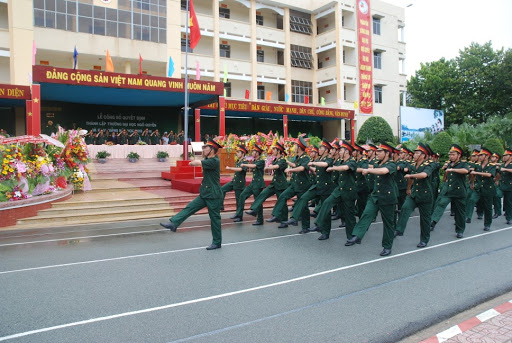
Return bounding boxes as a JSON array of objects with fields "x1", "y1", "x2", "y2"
[{"x1": 161, "y1": 136, "x2": 512, "y2": 253}]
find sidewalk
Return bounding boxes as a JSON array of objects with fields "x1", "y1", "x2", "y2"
[{"x1": 421, "y1": 299, "x2": 512, "y2": 343}]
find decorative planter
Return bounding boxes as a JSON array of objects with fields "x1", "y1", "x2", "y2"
[
  {"x1": 129, "y1": 158, "x2": 137, "y2": 163},
  {"x1": 98, "y1": 158, "x2": 107, "y2": 164},
  {"x1": 158, "y1": 158, "x2": 167, "y2": 162}
]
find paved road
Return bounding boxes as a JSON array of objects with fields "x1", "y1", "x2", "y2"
[{"x1": 1, "y1": 209, "x2": 511, "y2": 343}]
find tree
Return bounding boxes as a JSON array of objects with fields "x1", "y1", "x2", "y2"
[
  {"x1": 483, "y1": 137, "x2": 504, "y2": 157},
  {"x1": 407, "y1": 42, "x2": 512, "y2": 126},
  {"x1": 431, "y1": 131, "x2": 453, "y2": 159},
  {"x1": 356, "y1": 116, "x2": 394, "y2": 144}
]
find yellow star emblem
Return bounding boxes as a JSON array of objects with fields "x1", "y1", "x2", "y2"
[
  {"x1": 28, "y1": 112, "x2": 32, "y2": 117},
  {"x1": 33, "y1": 98, "x2": 39, "y2": 103}
]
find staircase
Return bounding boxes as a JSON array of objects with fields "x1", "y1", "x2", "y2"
[{"x1": 5, "y1": 158, "x2": 284, "y2": 230}]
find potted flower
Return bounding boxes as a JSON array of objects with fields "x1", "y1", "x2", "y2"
[
  {"x1": 156, "y1": 151, "x2": 169, "y2": 162},
  {"x1": 95, "y1": 150, "x2": 111, "y2": 164},
  {"x1": 127, "y1": 151, "x2": 140, "y2": 163}
]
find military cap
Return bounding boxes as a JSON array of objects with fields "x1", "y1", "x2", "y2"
[
  {"x1": 204, "y1": 138, "x2": 222, "y2": 150},
  {"x1": 449, "y1": 144, "x2": 463, "y2": 155}
]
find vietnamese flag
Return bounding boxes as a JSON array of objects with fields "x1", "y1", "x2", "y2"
[
  {"x1": 245, "y1": 89, "x2": 250, "y2": 99},
  {"x1": 189, "y1": 0, "x2": 201, "y2": 49},
  {"x1": 305, "y1": 95, "x2": 309, "y2": 104},
  {"x1": 139, "y1": 54, "x2": 143, "y2": 75}
]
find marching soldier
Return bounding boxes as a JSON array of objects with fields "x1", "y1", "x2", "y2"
[
  {"x1": 467, "y1": 147, "x2": 497, "y2": 231},
  {"x1": 267, "y1": 136, "x2": 311, "y2": 231},
  {"x1": 346, "y1": 142, "x2": 398, "y2": 256},
  {"x1": 246, "y1": 142, "x2": 289, "y2": 221},
  {"x1": 284, "y1": 139, "x2": 334, "y2": 231},
  {"x1": 465, "y1": 149, "x2": 481, "y2": 223},
  {"x1": 394, "y1": 143, "x2": 433, "y2": 248},
  {"x1": 430, "y1": 144, "x2": 470, "y2": 238},
  {"x1": 354, "y1": 144, "x2": 370, "y2": 218},
  {"x1": 221, "y1": 145, "x2": 248, "y2": 217},
  {"x1": 315, "y1": 141, "x2": 357, "y2": 241},
  {"x1": 394, "y1": 146, "x2": 410, "y2": 215},
  {"x1": 160, "y1": 138, "x2": 223, "y2": 250},
  {"x1": 500, "y1": 148, "x2": 512, "y2": 225},
  {"x1": 233, "y1": 144, "x2": 266, "y2": 225},
  {"x1": 491, "y1": 153, "x2": 503, "y2": 219}
]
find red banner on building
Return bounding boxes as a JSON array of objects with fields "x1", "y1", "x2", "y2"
[
  {"x1": 200, "y1": 99, "x2": 354, "y2": 120},
  {"x1": 357, "y1": 0, "x2": 373, "y2": 114},
  {"x1": 0, "y1": 84, "x2": 31, "y2": 100},
  {"x1": 32, "y1": 66, "x2": 223, "y2": 95}
]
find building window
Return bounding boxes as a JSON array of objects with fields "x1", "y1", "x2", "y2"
[
  {"x1": 181, "y1": 0, "x2": 187, "y2": 10},
  {"x1": 219, "y1": 7, "x2": 230, "y2": 19},
  {"x1": 257, "y1": 50, "x2": 264, "y2": 63},
  {"x1": 291, "y1": 45, "x2": 313, "y2": 69},
  {"x1": 292, "y1": 80, "x2": 312, "y2": 103},
  {"x1": 224, "y1": 82, "x2": 231, "y2": 97},
  {"x1": 374, "y1": 51, "x2": 382, "y2": 69},
  {"x1": 257, "y1": 85, "x2": 265, "y2": 100},
  {"x1": 34, "y1": 0, "x2": 167, "y2": 43},
  {"x1": 256, "y1": 14, "x2": 263, "y2": 26},
  {"x1": 344, "y1": 85, "x2": 347, "y2": 101},
  {"x1": 290, "y1": 10, "x2": 312, "y2": 35},
  {"x1": 181, "y1": 38, "x2": 193, "y2": 53},
  {"x1": 373, "y1": 17, "x2": 381, "y2": 35},
  {"x1": 220, "y1": 44, "x2": 231, "y2": 58},
  {"x1": 375, "y1": 86, "x2": 383, "y2": 104}
]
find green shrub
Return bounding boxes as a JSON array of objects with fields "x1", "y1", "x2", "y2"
[
  {"x1": 483, "y1": 137, "x2": 504, "y2": 156},
  {"x1": 431, "y1": 131, "x2": 453, "y2": 159},
  {"x1": 356, "y1": 116, "x2": 394, "y2": 144}
]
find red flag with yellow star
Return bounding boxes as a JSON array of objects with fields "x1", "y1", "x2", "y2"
[{"x1": 189, "y1": 0, "x2": 201, "y2": 49}]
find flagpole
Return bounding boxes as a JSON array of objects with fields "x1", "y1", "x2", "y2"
[{"x1": 183, "y1": 0, "x2": 190, "y2": 161}]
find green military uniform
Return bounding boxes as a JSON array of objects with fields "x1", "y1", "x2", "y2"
[
  {"x1": 465, "y1": 160, "x2": 482, "y2": 221},
  {"x1": 249, "y1": 155, "x2": 288, "y2": 220},
  {"x1": 141, "y1": 133, "x2": 150, "y2": 144},
  {"x1": 221, "y1": 157, "x2": 247, "y2": 213},
  {"x1": 271, "y1": 151, "x2": 311, "y2": 224},
  {"x1": 396, "y1": 155, "x2": 433, "y2": 244},
  {"x1": 466, "y1": 152, "x2": 496, "y2": 229},
  {"x1": 431, "y1": 152, "x2": 469, "y2": 234},
  {"x1": 500, "y1": 150, "x2": 512, "y2": 224},
  {"x1": 129, "y1": 133, "x2": 139, "y2": 145},
  {"x1": 351, "y1": 155, "x2": 397, "y2": 250},
  {"x1": 355, "y1": 156, "x2": 370, "y2": 218},
  {"x1": 150, "y1": 132, "x2": 161, "y2": 145},
  {"x1": 118, "y1": 133, "x2": 128, "y2": 145},
  {"x1": 169, "y1": 155, "x2": 223, "y2": 245},
  {"x1": 316, "y1": 154, "x2": 356, "y2": 238},
  {"x1": 395, "y1": 158, "x2": 409, "y2": 212},
  {"x1": 493, "y1": 163, "x2": 502, "y2": 217},
  {"x1": 236, "y1": 157, "x2": 266, "y2": 222},
  {"x1": 84, "y1": 134, "x2": 94, "y2": 145},
  {"x1": 290, "y1": 151, "x2": 333, "y2": 230}
]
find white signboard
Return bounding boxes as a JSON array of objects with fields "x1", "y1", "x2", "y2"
[{"x1": 400, "y1": 106, "x2": 444, "y2": 143}]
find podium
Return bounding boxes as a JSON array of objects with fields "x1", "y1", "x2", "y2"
[{"x1": 218, "y1": 149, "x2": 235, "y2": 173}]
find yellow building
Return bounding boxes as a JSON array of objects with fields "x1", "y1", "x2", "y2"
[{"x1": 0, "y1": 0, "x2": 406, "y2": 139}]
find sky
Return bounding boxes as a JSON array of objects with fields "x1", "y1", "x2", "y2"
[{"x1": 382, "y1": 0, "x2": 512, "y2": 77}]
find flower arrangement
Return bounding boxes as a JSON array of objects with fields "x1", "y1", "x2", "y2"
[
  {"x1": 156, "y1": 151, "x2": 169, "y2": 159},
  {"x1": 136, "y1": 141, "x2": 147, "y2": 145},
  {"x1": 70, "y1": 167, "x2": 84, "y2": 190},
  {"x1": 4, "y1": 185, "x2": 30, "y2": 201},
  {"x1": 96, "y1": 151, "x2": 111, "y2": 159},
  {"x1": 0, "y1": 130, "x2": 91, "y2": 201},
  {"x1": 127, "y1": 152, "x2": 140, "y2": 160},
  {"x1": 106, "y1": 141, "x2": 115, "y2": 146}
]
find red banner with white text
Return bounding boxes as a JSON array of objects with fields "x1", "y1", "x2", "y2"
[{"x1": 357, "y1": 0, "x2": 373, "y2": 114}]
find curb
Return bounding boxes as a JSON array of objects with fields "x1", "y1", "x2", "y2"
[{"x1": 420, "y1": 299, "x2": 512, "y2": 343}]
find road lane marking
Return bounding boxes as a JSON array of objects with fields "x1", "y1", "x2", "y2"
[{"x1": 0, "y1": 225, "x2": 511, "y2": 342}]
